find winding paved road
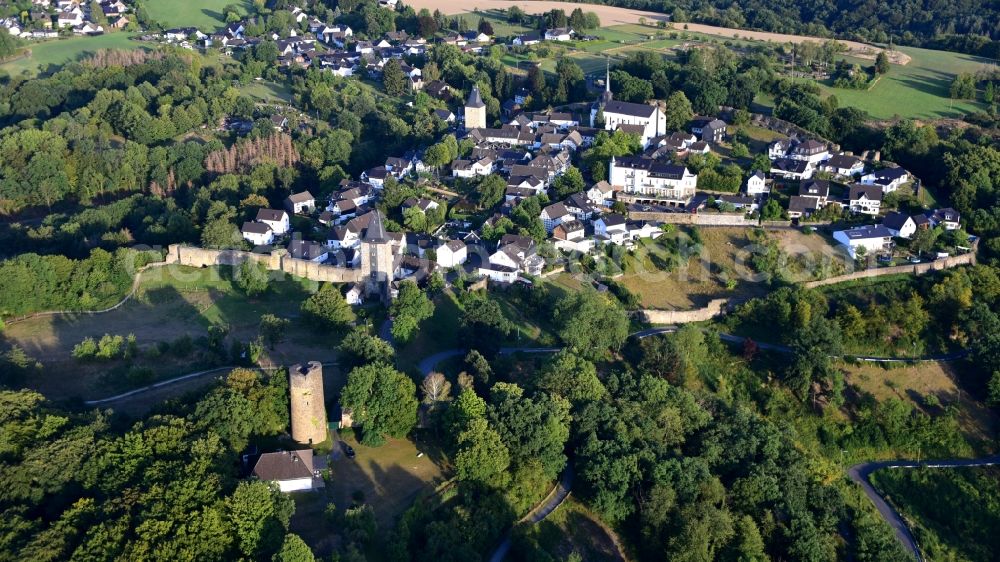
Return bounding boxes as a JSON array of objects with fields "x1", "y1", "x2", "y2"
[
  {"x1": 489, "y1": 467, "x2": 575, "y2": 562},
  {"x1": 848, "y1": 455, "x2": 1000, "y2": 561}
]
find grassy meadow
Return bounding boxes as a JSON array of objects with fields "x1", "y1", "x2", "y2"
[
  {"x1": 0, "y1": 33, "x2": 149, "y2": 76},
  {"x1": 144, "y1": 0, "x2": 253, "y2": 30}
]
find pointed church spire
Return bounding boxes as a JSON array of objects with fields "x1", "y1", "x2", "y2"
[{"x1": 605, "y1": 57, "x2": 611, "y2": 94}]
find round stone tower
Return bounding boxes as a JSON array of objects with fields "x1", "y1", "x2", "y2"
[{"x1": 289, "y1": 361, "x2": 328, "y2": 445}]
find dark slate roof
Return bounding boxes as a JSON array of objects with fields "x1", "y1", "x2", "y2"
[
  {"x1": 603, "y1": 100, "x2": 656, "y2": 119},
  {"x1": 850, "y1": 183, "x2": 883, "y2": 201},
  {"x1": 799, "y1": 179, "x2": 830, "y2": 197},
  {"x1": 466, "y1": 85, "x2": 485, "y2": 109},
  {"x1": 788, "y1": 196, "x2": 818, "y2": 214},
  {"x1": 242, "y1": 221, "x2": 271, "y2": 234},
  {"x1": 882, "y1": 211, "x2": 912, "y2": 231},
  {"x1": 614, "y1": 156, "x2": 690, "y2": 179},
  {"x1": 256, "y1": 209, "x2": 287, "y2": 222},
  {"x1": 599, "y1": 213, "x2": 627, "y2": 226},
  {"x1": 253, "y1": 450, "x2": 313, "y2": 481},
  {"x1": 826, "y1": 154, "x2": 861, "y2": 169},
  {"x1": 288, "y1": 239, "x2": 327, "y2": 260},
  {"x1": 363, "y1": 210, "x2": 388, "y2": 242}
]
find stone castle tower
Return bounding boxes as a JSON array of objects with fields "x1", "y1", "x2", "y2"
[
  {"x1": 289, "y1": 361, "x2": 328, "y2": 445},
  {"x1": 464, "y1": 84, "x2": 487, "y2": 130},
  {"x1": 359, "y1": 210, "x2": 395, "y2": 303}
]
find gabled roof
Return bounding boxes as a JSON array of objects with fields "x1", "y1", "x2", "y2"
[
  {"x1": 882, "y1": 211, "x2": 914, "y2": 231},
  {"x1": 799, "y1": 179, "x2": 830, "y2": 197},
  {"x1": 850, "y1": 183, "x2": 883, "y2": 201},
  {"x1": 286, "y1": 191, "x2": 314, "y2": 203},
  {"x1": 603, "y1": 100, "x2": 656, "y2": 119},
  {"x1": 542, "y1": 202, "x2": 572, "y2": 219},
  {"x1": 242, "y1": 221, "x2": 271, "y2": 234},
  {"x1": 256, "y1": 209, "x2": 288, "y2": 222},
  {"x1": 288, "y1": 239, "x2": 327, "y2": 260},
  {"x1": 598, "y1": 213, "x2": 627, "y2": 227},
  {"x1": 826, "y1": 154, "x2": 861, "y2": 169},
  {"x1": 253, "y1": 450, "x2": 313, "y2": 481}
]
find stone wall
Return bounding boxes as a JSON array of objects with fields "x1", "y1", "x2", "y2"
[
  {"x1": 628, "y1": 212, "x2": 759, "y2": 226},
  {"x1": 804, "y1": 252, "x2": 976, "y2": 288},
  {"x1": 638, "y1": 298, "x2": 729, "y2": 325},
  {"x1": 166, "y1": 244, "x2": 364, "y2": 284}
]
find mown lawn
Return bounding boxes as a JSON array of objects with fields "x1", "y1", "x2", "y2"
[
  {"x1": 0, "y1": 33, "x2": 149, "y2": 76},
  {"x1": 145, "y1": 0, "x2": 252, "y2": 30}
]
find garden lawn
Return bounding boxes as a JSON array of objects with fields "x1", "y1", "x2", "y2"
[
  {"x1": 145, "y1": 0, "x2": 252, "y2": 30},
  {"x1": 1, "y1": 34, "x2": 148, "y2": 76}
]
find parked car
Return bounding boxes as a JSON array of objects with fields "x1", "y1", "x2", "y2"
[{"x1": 341, "y1": 442, "x2": 355, "y2": 459}]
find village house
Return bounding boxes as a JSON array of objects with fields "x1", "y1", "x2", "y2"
[
  {"x1": 883, "y1": 211, "x2": 917, "y2": 239},
  {"x1": 288, "y1": 239, "x2": 329, "y2": 263},
  {"x1": 594, "y1": 214, "x2": 628, "y2": 244},
  {"x1": 479, "y1": 234, "x2": 544, "y2": 282},
  {"x1": 511, "y1": 31, "x2": 542, "y2": 46},
  {"x1": 284, "y1": 191, "x2": 315, "y2": 214},
  {"x1": 861, "y1": 167, "x2": 910, "y2": 193},
  {"x1": 744, "y1": 171, "x2": 768, "y2": 195},
  {"x1": 540, "y1": 202, "x2": 574, "y2": 232},
  {"x1": 928, "y1": 207, "x2": 961, "y2": 230},
  {"x1": 436, "y1": 239, "x2": 468, "y2": 268},
  {"x1": 256, "y1": 209, "x2": 290, "y2": 235},
  {"x1": 553, "y1": 220, "x2": 585, "y2": 241},
  {"x1": 250, "y1": 450, "x2": 319, "y2": 492},
  {"x1": 833, "y1": 224, "x2": 894, "y2": 258},
  {"x1": 587, "y1": 180, "x2": 616, "y2": 206},
  {"x1": 821, "y1": 153, "x2": 865, "y2": 177},
  {"x1": 770, "y1": 157, "x2": 814, "y2": 180},
  {"x1": 788, "y1": 139, "x2": 831, "y2": 164},
  {"x1": 690, "y1": 117, "x2": 727, "y2": 143},
  {"x1": 848, "y1": 184, "x2": 883, "y2": 216},
  {"x1": 242, "y1": 222, "x2": 274, "y2": 246},
  {"x1": 544, "y1": 27, "x2": 574, "y2": 41}
]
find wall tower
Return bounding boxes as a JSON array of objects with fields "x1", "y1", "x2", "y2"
[
  {"x1": 289, "y1": 361, "x2": 328, "y2": 445},
  {"x1": 359, "y1": 209, "x2": 395, "y2": 303},
  {"x1": 464, "y1": 84, "x2": 487, "y2": 130}
]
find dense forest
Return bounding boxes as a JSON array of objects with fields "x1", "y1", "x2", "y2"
[{"x1": 560, "y1": 0, "x2": 1000, "y2": 56}]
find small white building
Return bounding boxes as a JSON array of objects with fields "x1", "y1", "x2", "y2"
[
  {"x1": 242, "y1": 222, "x2": 274, "y2": 246},
  {"x1": 437, "y1": 240, "x2": 467, "y2": 268},
  {"x1": 284, "y1": 192, "x2": 316, "y2": 215},
  {"x1": 833, "y1": 225, "x2": 894, "y2": 258},
  {"x1": 594, "y1": 214, "x2": 628, "y2": 245},
  {"x1": 883, "y1": 211, "x2": 917, "y2": 239},
  {"x1": 848, "y1": 184, "x2": 883, "y2": 216},
  {"x1": 540, "y1": 202, "x2": 573, "y2": 232},
  {"x1": 256, "y1": 209, "x2": 290, "y2": 235},
  {"x1": 544, "y1": 27, "x2": 574, "y2": 41},
  {"x1": 861, "y1": 167, "x2": 910, "y2": 193},
  {"x1": 587, "y1": 181, "x2": 615, "y2": 206},
  {"x1": 251, "y1": 450, "x2": 318, "y2": 493},
  {"x1": 744, "y1": 171, "x2": 768, "y2": 195}
]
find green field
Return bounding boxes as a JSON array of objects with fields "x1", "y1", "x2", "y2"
[
  {"x1": 803, "y1": 46, "x2": 992, "y2": 119},
  {"x1": 238, "y1": 80, "x2": 294, "y2": 103},
  {"x1": 0, "y1": 33, "x2": 149, "y2": 76},
  {"x1": 145, "y1": 0, "x2": 252, "y2": 30}
]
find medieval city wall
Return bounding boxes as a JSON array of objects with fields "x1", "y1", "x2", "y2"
[{"x1": 166, "y1": 244, "x2": 364, "y2": 284}]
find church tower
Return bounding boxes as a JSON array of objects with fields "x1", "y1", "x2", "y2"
[
  {"x1": 464, "y1": 85, "x2": 487, "y2": 130},
  {"x1": 591, "y1": 58, "x2": 613, "y2": 127},
  {"x1": 360, "y1": 210, "x2": 394, "y2": 303}
]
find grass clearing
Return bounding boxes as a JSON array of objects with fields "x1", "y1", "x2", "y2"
[
  {"x1": 617, "y1": 228, "x2": 770, "y2": 309},
  {"x1": 0, "y1": 265, "x2": 344, "y2": 400},
  {"x1": 145, "y1": 0, "x2": 252, "y2": 30},
  {"x1": 513, "y1": 497, "x2": 625, "y2": 561},
  {"x1": 842, "y1": 361, "x2": 998, "y2": 446},
  {"x1": 292, "y1": 434, "x2": 448, "y2": 560},
  {"x1": 238, "y1": 80, "x2": 294, "y2": 103},
  {"x1": 1, "y1": 34, "x2": 149, "y2": 76}
]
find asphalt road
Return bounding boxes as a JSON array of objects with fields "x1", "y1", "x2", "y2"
[
  {"x1": 848, "y1": 455, "x2": 1000, "y2": 561},
  {"x1": 488, "y1": 467, "x2": 574, "y2": 562}
]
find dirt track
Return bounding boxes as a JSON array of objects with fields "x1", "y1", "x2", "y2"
[{"x1": 408, "y1": 0, "x2": 910, "y2": 64}]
